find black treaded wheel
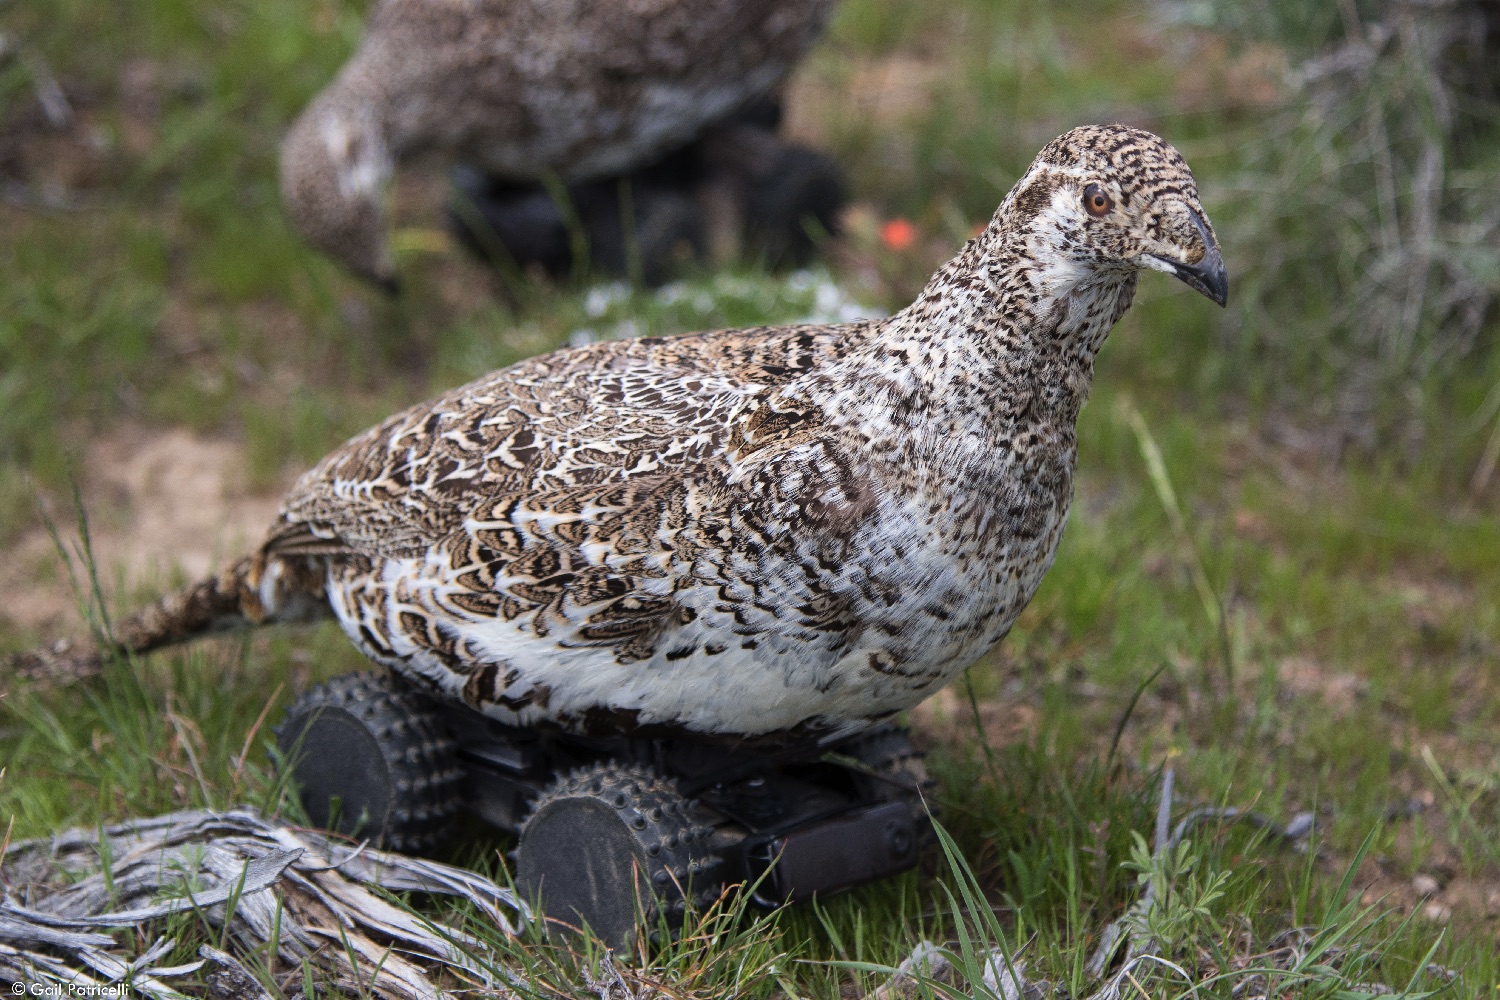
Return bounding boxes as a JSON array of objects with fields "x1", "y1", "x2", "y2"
[
  {"x1": 840, "y1": 724, "x2": 935, "y2": 820},
  {"x1": 628, "y1": 188, "x2": 707, "y2": 286},
  {"x1": 586, "y1": 187, "x2": 706, "y2": 286},
  {"x1": 274, "y1": 671, "x2": 462, "y2": 854},
  {"x1": 517, "y1": 761, "x2": 721, "y2": 948},
  {"x1": 744, "y1": 144, "x2": 848, "y2": 268}
]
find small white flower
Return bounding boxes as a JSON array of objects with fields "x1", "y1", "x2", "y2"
[
  {"x1": 654, "y1": 281, "x2": 689, "y2": 306},
  {"x1": 814, "y1": 281, "x2": 843, "y2": 317},
  {"x1": 583, "y1": 281, "x2": 629, "y2": 318},
  {"x1": 785, "y1": 269, "x2": 815, "y2": 293}
]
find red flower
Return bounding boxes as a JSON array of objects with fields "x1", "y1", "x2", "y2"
[{"x1": 880, "y1": 217, "x2": 916, "y2": 251}]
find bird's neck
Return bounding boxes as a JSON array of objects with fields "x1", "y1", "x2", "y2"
[{"x1": 847, "y1": 219, "x2": 1136, "y2": 448}]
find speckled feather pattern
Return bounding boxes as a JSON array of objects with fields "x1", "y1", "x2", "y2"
[
  {"x1": 280, "y1": 0, "x2": 836, "y2": 282},
  {"x1": 119, "y1": 126, "x2": 1223, "y2": 745}
]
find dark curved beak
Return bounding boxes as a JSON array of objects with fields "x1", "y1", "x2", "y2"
[{"x1": 1165, "y1": 208, "x2": 1228, "y2": 307}]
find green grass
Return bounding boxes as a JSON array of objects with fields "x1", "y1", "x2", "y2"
[{"x1": 3, "y1": 0, "x2": 1499, "y2": 994}]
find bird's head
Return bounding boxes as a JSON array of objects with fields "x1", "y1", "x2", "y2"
[
  {"x1": 1000, "y1": 124, "x2": 1227, "y2": 307},
  {"x1": 279, "y1": 94, "x2": 400, "y2": 293}
]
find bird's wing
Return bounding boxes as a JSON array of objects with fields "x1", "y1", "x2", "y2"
[{"x1": 265, "y1": 322, "x2": 864, "y2": 562}]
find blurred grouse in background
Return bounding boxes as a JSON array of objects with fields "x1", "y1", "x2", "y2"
[
  {"x1": 280, "y1": 0, "x2": 845, "y2": 289},
  {"x1": 29, "y1": 125, "x2": 1227, "y2": 746}
]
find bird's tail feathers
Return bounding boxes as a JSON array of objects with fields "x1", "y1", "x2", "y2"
[{"x1": 8, "y1": 554, "x2": 329, "y2": 684}]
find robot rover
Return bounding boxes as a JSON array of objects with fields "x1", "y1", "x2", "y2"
[
  {"x1": 446, "y1": 99, "x2": 848, "y2": 285},
  {"x1": 275, "y1": 671, "x2": 932, "y2": 947}
]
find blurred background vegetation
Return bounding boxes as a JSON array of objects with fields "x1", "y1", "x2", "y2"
[
  {"x1": 2, "y1": 0, "x2": 1497, "y2": 507},
  {"x1": 2, "y1": 0, "x2": 1498, "y2": 993}
]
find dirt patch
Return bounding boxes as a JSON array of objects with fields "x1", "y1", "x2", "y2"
[
  {"x1": 1277, "y1": 655, "x2": 1368, "y2": 715},
  {"x1": 909, "y1": 680, "x2": 1041, "y2": 749},
  {"x1": 1356, "y1": 865, "x2": 1500, "y2": 933},
  {"x1": 1383, "y1": 573, "x2": 1490, "y2": 646},
  {"x1": 0, "y1": 425, "x2": 289, "y2": 636}
]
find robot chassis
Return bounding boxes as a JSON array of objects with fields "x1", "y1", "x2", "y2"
[
  {"x1": 276, "y1": 672, "x2": 932, "y2": 947},
  {"x1": 446, "y1": 99, "x2": 849, "y2": 286}
]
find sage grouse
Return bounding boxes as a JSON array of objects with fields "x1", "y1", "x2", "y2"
[
  {"x1": 280, "y1": 0, "x2": 837, "y2": 288},
  {"x1": 33, "y1": 125, "x2": 1226, "y2": 745}
]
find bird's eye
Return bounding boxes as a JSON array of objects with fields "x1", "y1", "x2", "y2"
[{"x1": 1083, "y1": 184, "x2": 1113, "y2": 218}]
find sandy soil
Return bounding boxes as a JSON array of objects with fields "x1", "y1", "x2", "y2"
[{"x1": 1, "y1": 425, "x2": 290, "y2": 636}]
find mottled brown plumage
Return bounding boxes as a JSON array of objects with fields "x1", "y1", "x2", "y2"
[
  {"x1": 280, "y1": 0, "x2": 837, "y2": 285},
  {"x1": 25, "y1": 125, "x2": 1226, "y2": 745}
]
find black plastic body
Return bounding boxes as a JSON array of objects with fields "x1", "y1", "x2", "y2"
[
  {"x1": 442, "y1": 704, "x2": 929, "y2": 906},
  {"x1": 447, "y1": 99, "x2": 848, "y2": 283}
]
